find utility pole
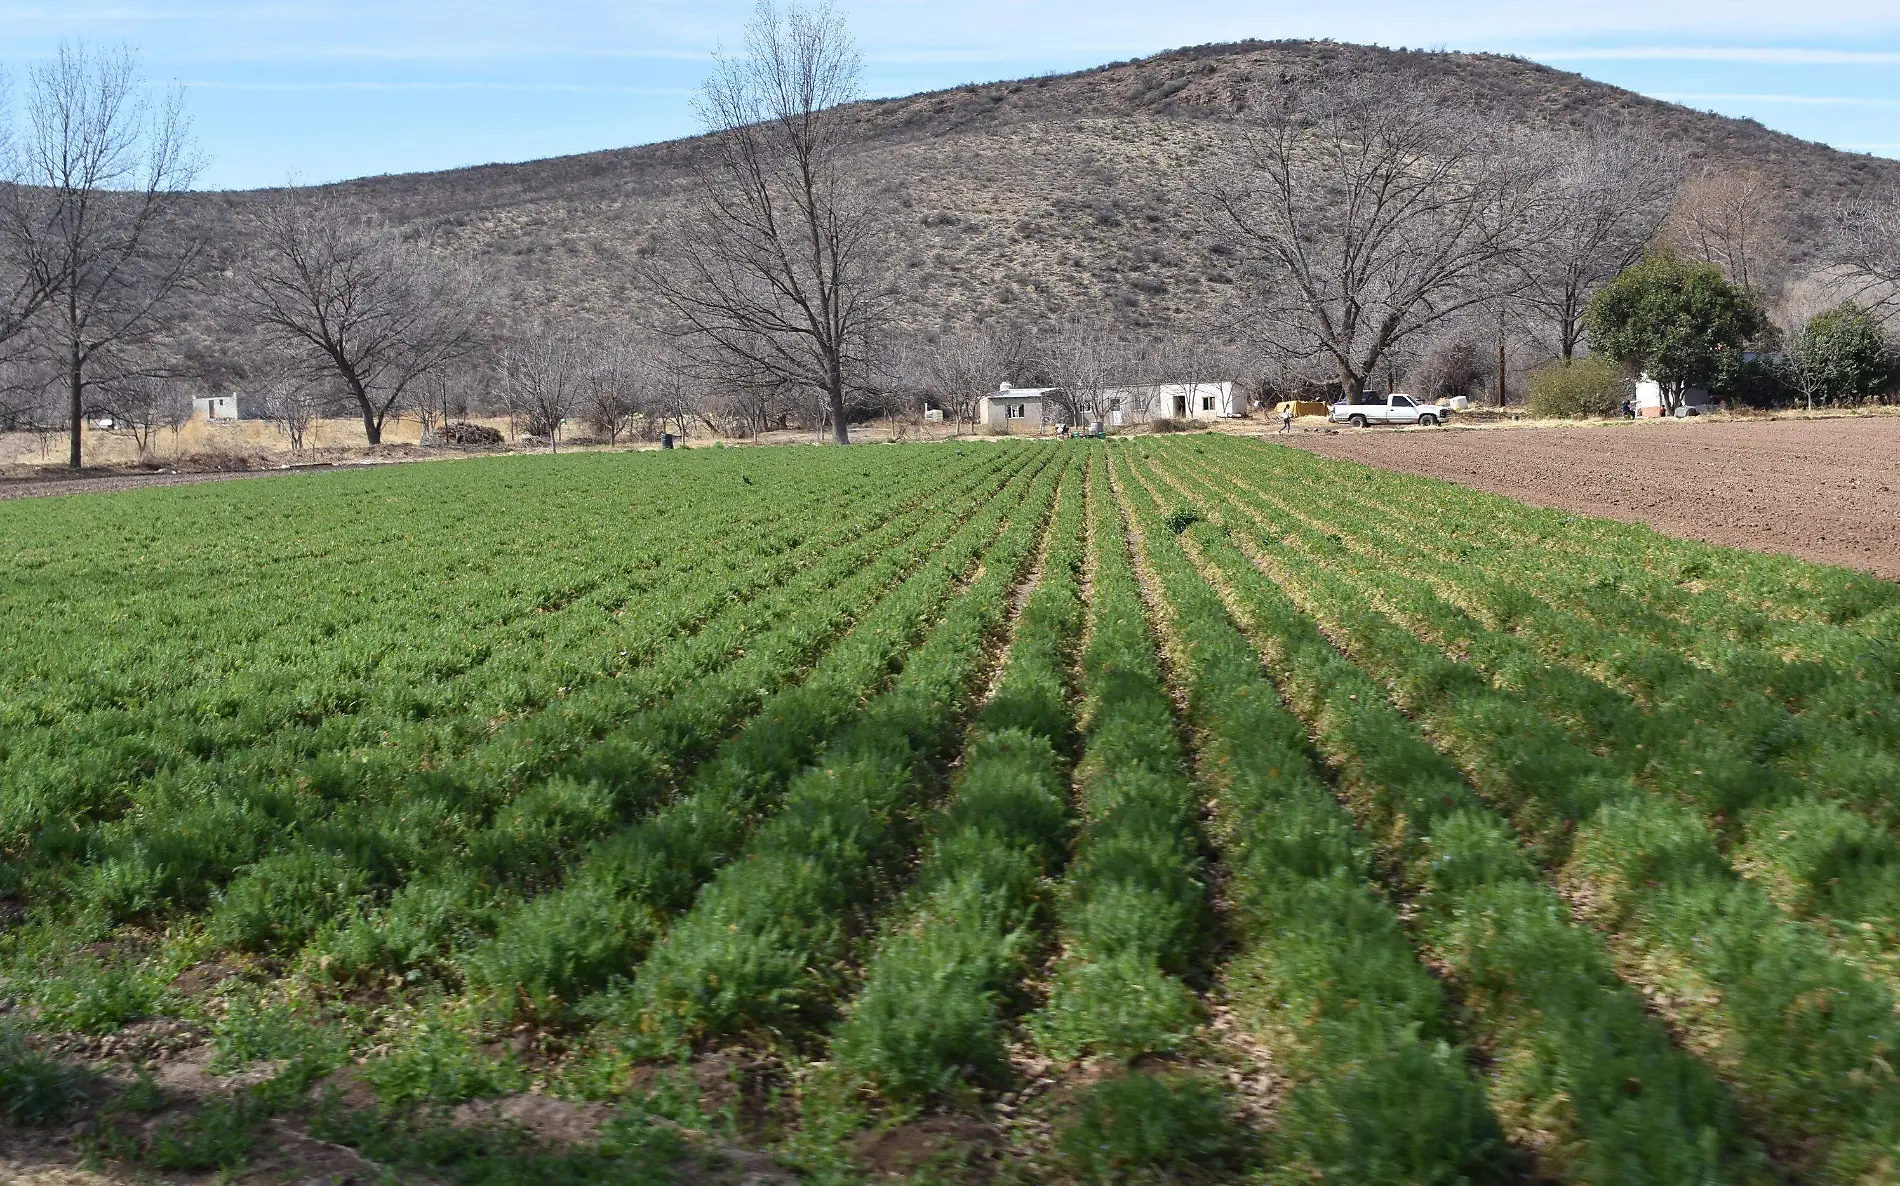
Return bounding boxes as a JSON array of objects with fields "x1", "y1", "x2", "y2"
[{"x1": 1495, "y1": 303, "x2": 1507, "y2": 409}]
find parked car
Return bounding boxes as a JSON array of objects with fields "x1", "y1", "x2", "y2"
[{"x1": 1328, "y1": 393, "x2": 1448, "y2": 428}]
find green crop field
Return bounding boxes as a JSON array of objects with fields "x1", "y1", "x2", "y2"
[{"x1": 4, "y1": 437, "x2": 1900, "y2": 1184}]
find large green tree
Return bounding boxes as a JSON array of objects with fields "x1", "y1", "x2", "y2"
[
  {"x1": 1787, "y1": 304, "x2": 1893, "y2": 411},
  {"x1": 1584, "y1": 252, "x2": 1764, "y2": 412}
]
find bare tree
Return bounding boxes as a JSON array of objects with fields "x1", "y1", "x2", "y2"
[
  {"x1": 242, "y1": 195, "x2": 483, "y2": 446},
  {"x1": 1826, "y1": 191, "x2": 1900, "y2": 325},
  {"x1": 645, "y1": 1, "x2": 889, "y2": 445},
  {"x1": 0, "y1": 70, "x2": 54, "y2": 355},
  {"x1": 0, "y1": 43, "x2": 202, "y2": 467},
  {"x1": 1043, "y1": 318, "x2": 1144, "y2": 427},
  {"x1": 579, "y1": 341, "x2": 635, "y2": 445},
  {"x1": 502, "y1": 330, "x2": 585, "y2": 452},
  {"x1": 1666, "y1": 170, "x2": 1777, "y2": 298},
  {"x1": 1521, "y1": 128, "x2": 1681, "y2": 360},
  {"x1": 98, "y1": 371, "x2": 192, "y2": 459},
  {"x1": 1204, "y1": 78, "x2": 1536, "y2": 400},
  {"x1": 911, "y1": 323, "x2": 1036, "y2": 434},
  {"x1": 409, "y1": 368, "x2": 464, "y2": 444},
  {"x1": 0, "y1": 355, "x2": 56, "y2": 432},
  {"x1": 259, "y1": 368, "x2": 324, "y2": 452}
]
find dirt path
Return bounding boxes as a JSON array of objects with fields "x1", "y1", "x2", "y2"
[
  {"x1": 0, "y1": 466, "x2": 338, "y2": 501},
  {"x1": 1275, "y1": 417, "x2": 1900, "y2": 580}
]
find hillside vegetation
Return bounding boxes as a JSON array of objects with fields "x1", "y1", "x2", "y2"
[{"x1": 167, "y1": 40, "x2": 1900, "y2": 378}]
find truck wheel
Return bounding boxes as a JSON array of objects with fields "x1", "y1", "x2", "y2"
[
  {"x1": 1419, "y1": 414, "x2": 1438, "y2": 427},
  {"x1": 1348, "y1": 414, "x2": 1367, "y2": 428}
]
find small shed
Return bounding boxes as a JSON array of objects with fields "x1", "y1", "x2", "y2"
[
  {"x1": 194, "y1": 394, "x2": 240, "y2": 421},
  {"x1": 980, "y1": 385, "x2": 1052, "y2": 433}
]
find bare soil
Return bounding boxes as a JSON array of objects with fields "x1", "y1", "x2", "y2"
[{"x1": 1274, "y1": 417, "x2": 1900, "y2": 581}]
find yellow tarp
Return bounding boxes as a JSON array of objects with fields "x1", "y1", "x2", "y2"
[{"x1": 1275, "y1": 400, "x2": 1331, "y2": 418}]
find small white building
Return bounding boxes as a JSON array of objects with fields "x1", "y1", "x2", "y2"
[
  {"x1": 1100, "y1": 380, "x2": 1248, "y2": 425},
  {"x1": 980, "y1": 384, "x2": 1052, "y2": 433},
  {"x1": 1633, "y1": 375, "x2": 1712, "y2": 418},
  {"x1": 194, "y1": 394, "x2": 240, "y2": 421}
]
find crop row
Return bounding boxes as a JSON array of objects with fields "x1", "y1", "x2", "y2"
[
  {"x1": 828, "y1": 453, "x2": 1088, "y2": 1104},
  {"x1": 317, "y1": 445, "x2": 1058, "y2": 1011},
  {"x1": 1028, "y1": 455, "x2": 1210, "y2": 1063},
  {"x1": 16, "y1": 448, "x2": 1037, "y2": 945},
  {"x1": 1185, "y1": 442, "x2": 1900, "y2": 977},
  {"x1": 1109, "y1": 454, "x2": 1514, "y2": 1181},
  {"x1": 0, "y1": 448, "x2": 951, "y2": 799},
  {"x1": 1148, "y1": 440, "x2": 1900, "y2": 1181},
  {"x1": 603, "y1": 450, "x2": 1072, "y2": 1045},
  {"x1": 1222, "y1": 440, "x2": 1900, "y2": 720},
  {"x1": 1, "y1": 447, "x2": 981, "y2": 854}
]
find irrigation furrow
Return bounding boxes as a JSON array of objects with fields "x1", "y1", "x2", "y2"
[
  {"x1": 1125, "y1": 444, "x2": 1771, "y2": 1183},
  {"x1": 1144, "y1": 442, "x2": 1900, "y2": 1182},
  {"x1": 1176, "y1": 445, "x2": 1900, "y2": 984},
  {"x1": 601, "y1": 451, "x2": 1070, "y2": 1046},
  {"x1": 459, "y1": 449, "x2": 1064, "y2": 1025},
  {"x1": 1109, "y1": 452, "x2": 1514, "y2": 1182}
]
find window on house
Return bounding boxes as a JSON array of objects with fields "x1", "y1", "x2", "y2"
[
  {"x1": 1201, "y1": 396, "x2": 1215, "y2": 411},
  {"x1": 1108, "y1": 398, "x2": 1121, "y2": 412}
]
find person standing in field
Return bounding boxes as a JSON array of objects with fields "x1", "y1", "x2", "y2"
[{"x1": 1279, "y1": 405, "x2": 1293, "y2": 434}]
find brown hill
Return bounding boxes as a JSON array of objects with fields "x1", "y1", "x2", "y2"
[{"x1": 174, "y1": 39, "x2": 1900, "y2": 378}]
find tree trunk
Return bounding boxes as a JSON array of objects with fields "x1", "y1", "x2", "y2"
[
  {"x1": 1337, "y1": 365, "x2": 1365, "y2": 401},
  {"x1": 827, "y1": 377, "x2": 849, "y2": 445},
  {"x1": 67, "y1": 344, "x2": 83, "y2": 469}
]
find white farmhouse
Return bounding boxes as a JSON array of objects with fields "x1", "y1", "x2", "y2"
[
  {"x1": 1099, "y1": 380, "x2": 1248, "y2": 425},
  {"x1": 194, "y1": 394, "x2": 240, "y2": 421},
  {"x1": 980, "y1": 384, "x2": 1053, "y2": 433}
]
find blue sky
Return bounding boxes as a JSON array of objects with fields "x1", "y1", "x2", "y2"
[{"x1": 7, "y1": 1, "x2": 1900, "y2": 190}]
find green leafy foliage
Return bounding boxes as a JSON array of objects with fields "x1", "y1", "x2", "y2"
[
  {"x1": 1788, "y1": 302, "x2": 1894, "y2": 407},
  {"x1": 1526, "y1": 355, "x2": 1629, "y2": 418},
  {"x1": 1059, "y1": 1072, "x2": 1236, "y2": 1183},
  {"x1": 9, "y1": 437, "x2": 1900, "y2": 1183},
  {"x1": 1585, "y1": 252, "x2": 1765, "y2": 400},
  {"x1": 0, "y1": 1027, "x2": 89, "y2": 1125}
]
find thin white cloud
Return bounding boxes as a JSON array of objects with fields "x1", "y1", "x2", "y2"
[
  {"x1": 1534, "y1": 46, "x2": 1900, "y2": 64},
  {"x1": 1649, "y1": 92, "x2": 1900, "y2": 106},
  {"x1": 169, "y1": 79, "x2": 691, "y2": 94}
]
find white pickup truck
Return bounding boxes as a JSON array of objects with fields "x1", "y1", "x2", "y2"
[{"x1": 1329, "y1": 393, "x2": 1448, "y2": 428}]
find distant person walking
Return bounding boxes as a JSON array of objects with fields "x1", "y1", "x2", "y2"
[
  {"x1": 1621, "y1": 399, "x2": 1635, "y2": 420},
  {"x1": 1279, "y1": 406, "x2": 1293, "y2": 434}
]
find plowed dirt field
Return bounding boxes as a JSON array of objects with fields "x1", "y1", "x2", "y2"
[{"x1": 1283, "y1": 416, "x2": 1900, "y2": 580}]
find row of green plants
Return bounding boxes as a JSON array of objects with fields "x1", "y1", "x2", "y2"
[
  {"x1": 0, "y1": 445, "x2": 989, "y2": 867},
  {"x1": 0, "y1": 447, "x2": 943, "y2": 839},
  {"x1": 1214, "y1": 453, "x2": 1900, "y2": 977},
  {"x1": 1130, "y1": 445, "x2": 1769, "y2": 1184},
  {"x1": 1248, "y1": 438, "x2": 1900, "y2": 730},
  {"x1": 825, "y1": 454, "x2": 1088, "y2": 1106},
  {"x1": 10, "y1": 448, "x2": 1035, "y2": 946},
  {"x1": 1028, "y1": 458, "x2": 1210, "y2": 1063},
  {"x1": 1155, "y1": 441, "x2": 1900, "y2": 1181},
  {"x1": 1218, "y1": 434, "x2": 1900, "y2": 649},
  {"x1": 379, "y1": 448, "x2": 1060, "y2": 1018},
  {"x1": 606, "y1": 452, "x2": 1072, "y2": 1045},
  {"x1": 1111, "y1": 453, "x2": 1514, "y2": 1183}
]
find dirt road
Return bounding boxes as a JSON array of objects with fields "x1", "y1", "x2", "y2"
[
  {"x1": 0, "y1": 466, "x2": 328, "y2": 501},
  {"x1": 1281, "y1": 416, "x2": 1900, "y2": 580}
]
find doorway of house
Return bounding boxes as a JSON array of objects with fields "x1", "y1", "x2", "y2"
[{"x1": 1172, "y1": 394, "x2": 1187, "y2": 417}]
